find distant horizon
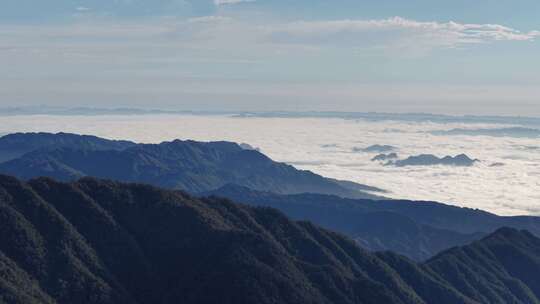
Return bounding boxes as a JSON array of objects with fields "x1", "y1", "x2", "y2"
[{"x1": 2, "y1": 105, "x2": 540, "y2": 122}]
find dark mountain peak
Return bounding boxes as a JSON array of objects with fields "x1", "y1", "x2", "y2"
[
  {"x1": 1, "y1": 131, "x2": 65, "y2": 139},
  {"x1": 492, "y1": 226, "x2": 524, "y2": 236},
  {"x1": 453, "y1": 154, "x2": 475, "y2": 161},
  {"x1": 428, "y1": 227, "x2": 532, "y2": 259},
  {"x1": 372, "y1": 153, "x2": 399, "y2": 161},
  {"x1": 0, "y1": 132, "x2": 136, "y2": 163},
  {"x1": 124, "y1": 139, "x2": 249, "y2": 161},
  {"x1": 0, "y1": 132, "x2": 134, "y2": 147}
]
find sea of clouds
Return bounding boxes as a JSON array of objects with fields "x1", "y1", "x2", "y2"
[{"x1": 0, "y1": 114, "x2": 539, "y2": 216}]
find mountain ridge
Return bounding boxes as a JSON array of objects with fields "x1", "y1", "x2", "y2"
[
  {"x1": 0, "y1": 132, "x2": 381, "y2": 199},
  {"x1": 0, "y1": 132, "x2": 135, "y2": 162},
  {"x1": 1, "y1": 175, "x2": 540, "y2": 303},
  {"x1": 203, "y1": 183, "x2": 540, "y2": 260}
]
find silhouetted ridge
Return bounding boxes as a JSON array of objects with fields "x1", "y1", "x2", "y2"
[
  {"x1": 204, "y1": 184, "x2": 540, "y2": 261},
  {"x1": 0, "y1": 132, "x2": 135, "y2": 162}
]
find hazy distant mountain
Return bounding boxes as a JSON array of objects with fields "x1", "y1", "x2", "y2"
[
  {"x1": 391, "y1": 154, "x2": 478, "y2": 167},
  {"x1": 1, "y1": 175, "x2": 540, "y2": 304},
  {"x1": 372, "y1": 153, "x2": 399, "y2": 161},
  {"x1": 234, "y1": 112, "x2": 540, "y2": 127},
  {"x1": 3, "y1": 108, "x2": 540, "y2": 127},
  {"x1": 0, "y1": 133, "x2": 381, "y2": 199},
  {"x1": 0, "y1": 132, "x2": 135, "y2": 162},
  {"x1": 431, "y1": 127, "x2": 540, "y2": 138},
  {"x1": 204, "y1": 184, "x2": 540, "y2": 261}
]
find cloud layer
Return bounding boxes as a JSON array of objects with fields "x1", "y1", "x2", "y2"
[
  {"x1": 2, "y1": 16, "x2": 537, "y2": 57},
  {"x1": 0, "y1": 114, "x2": 539, "y2": 216}
]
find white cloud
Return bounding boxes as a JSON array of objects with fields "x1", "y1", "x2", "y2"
[
  {"x1": 1, "y1": 16, "x2": 536, "y2": 59},
  {"x1": 266, "y1": 17, "x2": 540, "y2": 49}
]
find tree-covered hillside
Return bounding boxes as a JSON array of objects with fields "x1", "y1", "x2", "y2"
[{"x1": 1, "y1": 176, "x2": 540, "y2": 304}]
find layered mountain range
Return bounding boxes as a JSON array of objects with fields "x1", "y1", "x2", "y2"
[
  {"x1": 0, "y1": 132, "x2": 382, "y2": 199},
  {"x1": 204, "y1": 184, "x2": 540, "y2": 260},
  {"x1": 0, "y1": 132, "x2": 538, "y2": 262},
  {"x1": 1, "y1": 176, "x2": 540, "y2": 304}
]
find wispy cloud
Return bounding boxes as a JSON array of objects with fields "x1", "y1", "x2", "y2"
[
  {"x1": 267, "y1": 17, "x2": 540, "y2": 50},
  {"x1": 1, "y1": 16, "x2": 536, "y2": 58},
  {"x1": 1, "y1": 14, "x2": 539, "y2": 112}
]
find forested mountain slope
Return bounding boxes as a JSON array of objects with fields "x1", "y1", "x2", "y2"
[{"x1": 1, "y1": 176, "x2": 539, "y2": 304}]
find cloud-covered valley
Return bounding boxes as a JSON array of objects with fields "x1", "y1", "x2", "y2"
[{"x1": 0, "y1": 114, "x2": 538, "y2": 216}]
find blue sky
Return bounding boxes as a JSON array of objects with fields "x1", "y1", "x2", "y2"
[{"x1": 1, "y1": 0, "x2": 539, "y2": 115}]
